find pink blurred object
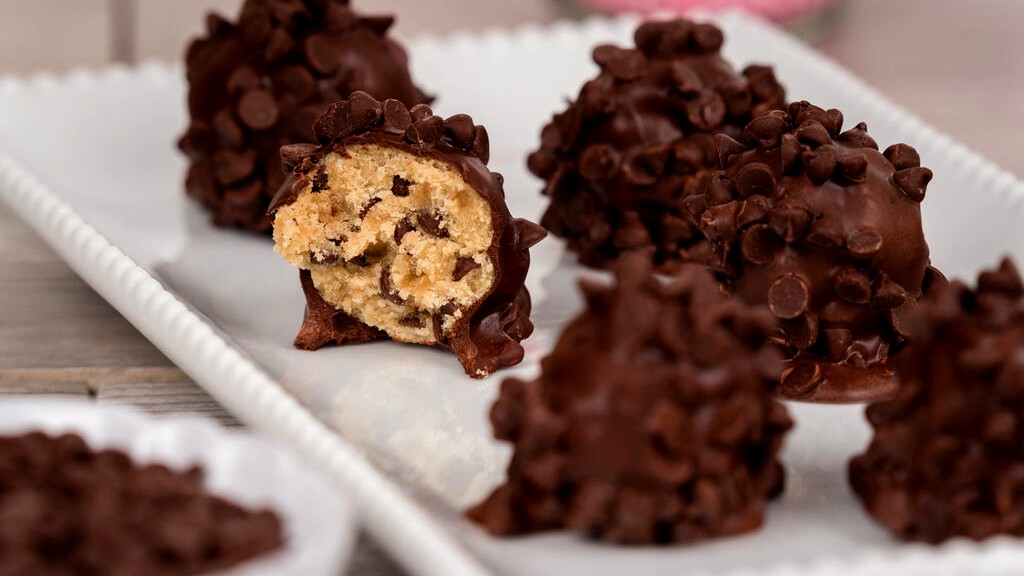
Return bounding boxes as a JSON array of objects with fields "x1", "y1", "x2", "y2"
[{"x1": 579, "y1": 0, "x2": 839, "y2": 21}]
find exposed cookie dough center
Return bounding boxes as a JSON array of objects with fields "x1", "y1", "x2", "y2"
[{"x1": 274, "y1": 145, "x2": 496, "y2": 344}]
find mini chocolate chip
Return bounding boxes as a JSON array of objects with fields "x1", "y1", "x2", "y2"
[
  {"x1": 803, "y1": 145, "x2": 837, "y2": 185},
  {"x1": 704, "y1": 173, "x2": 736, "y2": 206},
  {"x1": 670, "y1": 60, "x2": 702, "y2": 95},
  {"x1": 213, "y1": 149, "x2": 257, "y2": 185},
  {"x1": 735, "y1": 163, "x2": 776, "y2": 198},
  {"x1": 399, "y1": 315, "x2": 425, "y2": 328},
  {"x1": 836, "y1": 153, "x2": 868, "y2": 183},
  {"x1": 264, "y1": 27, "x2": 294, "y2": 62},
  {"x1": 304, "y1": 34, "x2": 340, "y2": 75},
  {"x1": 768, "y1": 274, "x2": 810, "y2": 319},
  {"x1": 416, "y1": 209, "x2": 450, "y2": 238},
  {"x1": 847, "y1": 228, "x2": 883, "y2": 259},
  {"x1": 347, "y1": 91, "x2": 384, "y2": 130},
  {"x1": 409, "y1": 104, "x2": 433, "y2": 122},
  {"x1": 527, "y1": 150, "x2": 558, "y2": 179},
  {"x1": 453, "y1": 257, "x2": 482, "y2": 281},
  {"x1": 740, "y1": 224, "x2": 783, "y2": 265},
  {"x1": 692, "y1": 23, "x2": 724, "y2": 51},
  {"x1": 359, "y1": 197, "x2": 382, "y2": 218},
  {"x1": 795, "y1": 121, "x2": 831, "y2": 148},
  {"x1": 237, "y1": 89, "x2": 279, "y2": 131},
  {"x1": 779, "y1": 134, "x2": 803, "y2": 174},
  {"x1": 874, "y1": 275, "x2": 909, "y2": 309},
  {"x1": 362, "y1": 15, "x2": 396, "y2": 35},
  {"x1": 311, "y1": 166, "x2": 329, "y2": 192},
  {"x1": 405, "y1": 116, "x2": 443, "y2": 145},
  {"x1": 443, "y1": 114, "x2": 476, "y2": 149},
  {"x1": 379, "y1": 268, "x2": 406, "y2": 304},
  {"x1": 579, "y1": 144, "x2": 619, "y2": 181},
  {"x1": 744, "y1": 110, "x2": 789, "y2": 148},
  {"x1": 783, "y1": 313, "x2": 819, "y2": 350},
  {"x1": 806, "y1": 221, "x2": 844, "y2": 249},
  {"x1": 838, "y1": 122, "x2": 878, "y2": 150},
  {"x1": 685, "y1": 90, "x2": 726, "y2": 130},
  {"x1": 735, "y1": 197, "x2": 770, "y2": 228},
  {"x1": 592, "y1": 45, "x2": 648, "y2": 81},
  {"x1": 383, "y1": 99, "x2": 413, "y2": 130},
  {"x1": 239, "y1": 5, "x2": 272, "y2": 45},
  {"x1": 325, "y1": 3, "x2": 356, "y2": 32},
  {"x1": 392, "y1": 175, "x2": 412, "y2": 197},
  {"x1": 347, "y1": 255, "x2": 369, "y2": 267},
  {"x1": 835, "y1": 268, "x2": 871, "y2": 304},
  {"x1": 781, "y1": 362, "x2": 823, "y2": 398},
  {"x1": 824, "y1": 328, "x2": 854, "y2": 362},
  {"x1": 714, "y1": 133, "x2": 747, "y2": 165},
  {"x1": 310, "y1": 251, "x2": 338, "y2": 265},
  {"x1": 516, "y1": 219, "x2": 548, "y2": 250},
  {"x1": 883, "y1": 143, "x2": 921, "y2": 170},
  {"x1": 314, "y1": 101, "x2": 350, "y2": 142},
  {"x1": 277, "y1": 65, "x2": 316, "y2": 99},
  {"x1": 213, "y1": 110, "x2": 243, "y2": 147},
  {"x1": 394, "y1": 217, "x2": 415, "y2": 243},
  {"x1": 893, "y1": 167, "x2": 932, "y2": 202},
  {"x1": 472, "y1": 125, "x2": 491, "y2": 164}
]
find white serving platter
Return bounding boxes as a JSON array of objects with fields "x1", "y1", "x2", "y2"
[{"x1": 2, "y1": 10, "x2": 1024, "y2": 576}]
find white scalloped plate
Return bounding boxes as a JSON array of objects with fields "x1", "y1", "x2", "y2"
[{"x1": 1, "y1": 11, "x2": 1023, "y2": 576}]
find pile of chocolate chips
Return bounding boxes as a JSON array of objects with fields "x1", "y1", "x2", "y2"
[
  {"x1": 850, "y1": 259, "x2": 1024, "y2": 543},
  {"x1": 468, "y1": 254, "x2": 792, "y2": 544},
  {"x1": 0, "y1": 432, "x2": 283, "y2": 575},
  {"x1": 178, "y1": 0, "x2": 430, "y2": 232},
  {"x1": 529, "y1": 19, "x2": 785, "y2": 270},
  {"x1": 692, "y1": 101, "x2": 938, "y2": 402}
]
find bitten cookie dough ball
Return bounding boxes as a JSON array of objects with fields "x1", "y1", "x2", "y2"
[
  {"x1": 178, "y1": 0, "x2": 431, "y2": 232},
  {"x1": 850, "y1": 259, "x2": 1024, "y2": 543},
  {"x1": 468, "y1": 253, "x2": 792, "y2": 544},
  {"x1": 693, "y1": 101, "x2": 943, "y2": 402},
  {"x1": 529, "y1": 18, "x2": 785, "y2": 270},
  {"x1": 270, "y1": 92, "x2": 546, "y2": 378}
]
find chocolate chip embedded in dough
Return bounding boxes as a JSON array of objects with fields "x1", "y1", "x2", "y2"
[
  {"x1": 415, "y1": 209, "x2": 450, "y2": 238},
  {"x1": 311, "y1": 166, "x2": 329, "y2": 192},
  {"x1": 359, "y1": 197, "x2": 382, "y2": 218},
  {"x1": 391, "y1": 175, "x2": 411, "y2": 197},
  {"x1": 453, "y1": 257, "x2": 482, "y2": 281},
  {"x1": 379, "y1": 267, "x2": 406, "y2": 304},
  {"x1": 394, "y1": 217, "x2": 415, "y2": 243}
]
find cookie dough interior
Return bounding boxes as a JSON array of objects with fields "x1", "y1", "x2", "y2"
[{"x1": 274, "y1": 145, "x2": 496, "y2": 344}]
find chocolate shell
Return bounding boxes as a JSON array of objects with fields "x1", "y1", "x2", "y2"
[
  {"x1": 850, "y1": 258, "x2": 1024, "y2": 543},
  {"x1": 270, "y1": 92, "x2": 545, "y2": 378},
  {"x1": 529, "y1": 18, "x2": 786, "y2": 270},
  {"x1": 468, "y1": 253, "x2": 792, "y2": 543},
  {"x1": 692, "y1": 101, "x2": 941, "y2": 402},
  {"x1": 178, "y1": 0, "x2": 431, "y2": 233}
]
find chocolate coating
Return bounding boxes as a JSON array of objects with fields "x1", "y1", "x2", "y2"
[
  {"x1": 0, "y1": 432, "x2": 283, "y2": 575},
  {"x1": 179, "y1": 0, "x2": 430, "y2": 232},
  {"x1": 468, "y1": 253, "x2": 792, "y2": 543},
  {"x1": 270, "y1": 93, "x2": 545, "y2": 378},
  {"x1": 850, "y1": 259, "x2": 1024, "y2": 543},
  {"x1": 694, "y1": 101, "x2": 940, "y2": 402},
  {"x1": 530, "y1": 19, "x2": 786, "y2": 271}
]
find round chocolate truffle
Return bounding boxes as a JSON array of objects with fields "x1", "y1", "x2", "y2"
[
  {"x1": 850, "y1": 258, "x2": 1024, "y2": 543},
  {"x1": 468, "y1": 253, "x2": 792, "y2": 544},
  {"x1": 270, "y1": 92, "x2": 546, "y2": 379},
  {"x1": 178, "y1": 0, "x2": 431, "y2": 232},
  {"x1": 693, "y1": 101, "x2": 942, "y2": 402},
  {"x1": 529, "y1": 18, "x2": 786, "y2": 270}
]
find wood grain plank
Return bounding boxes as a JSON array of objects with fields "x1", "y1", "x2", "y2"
[
  {"x1": 0, "y1": 380, "x2": 90, "y2": 397},
  {"x1": 97, "y1": 380, "x2": 241, "y2": 427}
]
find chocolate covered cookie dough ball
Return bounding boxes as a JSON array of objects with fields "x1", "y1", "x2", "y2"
[
  {"x1": 179, "y1": 0, "x2": 431, "y2": 232},
  {"x1": 270, "y1": 92, "x2": 546, "y2": 378},
  {"x1": 693, "y1": 101, "x2": 942, "y2": 402},
  {"x1": 529, "y1": 19, "x2": 785, "y2": 270},
  {"x1": 468, "y1": 254, "x2": 792, "y2": 544},
  {"x1": 850, "y1": 259, "x2": 1024, "y2": 543}
]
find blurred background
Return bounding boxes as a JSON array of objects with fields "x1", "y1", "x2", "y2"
[{"x1": 1, "y1": 0, "x2": 1021, "y2": 174}]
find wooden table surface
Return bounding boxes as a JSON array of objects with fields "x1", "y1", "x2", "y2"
[{"x1": 1, "y1": 1, "x2": 1022, "y2": 574}]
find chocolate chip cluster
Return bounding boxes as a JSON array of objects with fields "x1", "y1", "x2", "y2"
[
  {"x1": 849, "y1": 259, "x2": 1024, "y2": 543},
  {"x1": 178, "y1": 0, "x2": 430, "y2": 232},
  {"x1": 692, "y1": 101, "x2": 939, "y2": 401},
  {"x1": 529, "y1": 19, "x2": 785, "y2": 270},
  {"x1": 468, "y1": 254, "x2": 792, "y2": 544},
  {"x1": 0, "y1": 432, "x2": 283, "y2": 576}
]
